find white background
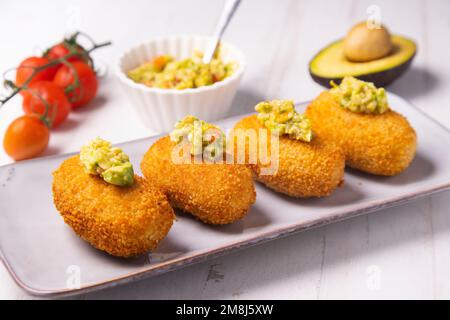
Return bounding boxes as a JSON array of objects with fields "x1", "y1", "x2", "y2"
[{"x1": 1, "y1": 0, "x2": 450, "y2": 299}]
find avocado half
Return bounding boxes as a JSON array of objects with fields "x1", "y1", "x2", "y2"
[{"x1": 309, "y1": 35, "x2": 416, "y2": 88}]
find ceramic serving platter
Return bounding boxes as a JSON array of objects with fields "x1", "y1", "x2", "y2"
[{"x1": 1, "y1": 93, "x2": 450, "y2": 297}]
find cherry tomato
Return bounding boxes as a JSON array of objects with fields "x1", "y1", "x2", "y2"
[
  {"x1": 3, "y1": 115, "x2": 50, "y2": 161},
  {"x1": 45, "y1": 42, "x2": 88, "y2": 64},
  {"x1": 22, "y1": 81, "x2": 71, "y2": 128},
  {"x1": 15, "y1": 57, "x2": 58, "y2": 89},
  {"x1": 53, "y1": 61, "x2": 98, "y2": 108}
]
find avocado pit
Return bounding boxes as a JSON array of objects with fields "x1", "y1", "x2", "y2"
[
  {"x1": 309, "y1": 22, "x2": 416, "y2": 88},
  {"x1": 344, "y1": 22, "x2": 393, "y2": 62}
]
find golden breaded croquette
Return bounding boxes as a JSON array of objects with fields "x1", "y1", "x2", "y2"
[
  {"x1": 305, "y1": 92, "x2": 417, "y2": 176},
  {"x1": 233, "y1": 115, "x2": 345, "y2": 197},
  {"x1": 52, "y1": 156, "x2": 175, "y2": 257},
  {"x1": 141, "y1": 137, "x2": 256, "y2": 225}
]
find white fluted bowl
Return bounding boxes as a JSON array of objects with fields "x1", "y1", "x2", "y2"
[{"x1": 116, "y1": 35, "x2": 246, "y2": 133}]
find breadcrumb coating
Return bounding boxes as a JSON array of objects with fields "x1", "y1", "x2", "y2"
[
  {"x1": 52, "y1": 156, "x2": 175, "y2": 257},
  {"x1": 233, "y1": 115, "x2": 345, "y2": 197},
  {"x1": 305, "y1": 92, "x2": 417, "y2": 176},
  {"x1": 141, "y1": 137, "x2": 256, "y2": 225}
]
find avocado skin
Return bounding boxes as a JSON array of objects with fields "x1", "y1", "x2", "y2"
[{"x1": 310, "y1": 53, "x2": 415, "y2": 88}]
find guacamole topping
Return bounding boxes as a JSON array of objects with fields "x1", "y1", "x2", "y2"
[
  {"x1": 170, "y1": 115, "x2": 225, "y2": 158},
  {"x1": 330, "y1": 76, "x2": 389, "y2": 114},
  {"x1": 80, "y1": 138, "x2": 134, "y2": 186},
  {"x1": 127, "y1": 51, "x2": 237, "y2": 90},
  {"x1": 255, "y1": 100, "x2": 312, "y2": 142}
]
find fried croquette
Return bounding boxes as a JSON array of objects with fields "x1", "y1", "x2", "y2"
[
  {"x1": 52, "y1": 156, "x2": 175, "y2": 257},
  {"x1": 305, "y1": 92, "x2": 417, "y2": 176},
  {"x1": 233, "y1": 115, "x2": 345, "y2": 197},
  {"x1": 140, "y1": 137, "x2": 256, "y2": 225}
]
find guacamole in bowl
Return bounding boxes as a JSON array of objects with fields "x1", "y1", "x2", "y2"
[
  {"x1": 116, "y1": 35, "x2": 246, "y2": 133},
  {"x1": 127, "y1": 51, "x2": 238, "y2": 90}
]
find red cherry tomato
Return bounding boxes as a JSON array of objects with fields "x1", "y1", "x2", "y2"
[
  {"x1": 45, "y1": 42, "x2": 88, "y2": 64},
  {"x1": 15, "y1": 57, "x2": 58, "y2": 89},
  {"x1": 22, "y1": 81, "x2": 71, "y2": 128},
  {"x1": 53, "y1": 61, "x2": 98, "y2": 108},
  {"x1": 3, "y1": 115, "x2": 50, "y2": 161}
]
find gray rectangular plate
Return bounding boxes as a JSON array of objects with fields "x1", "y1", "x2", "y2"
[{"x1": 1, "y1": 93, "x2": 450, "y2": 297}]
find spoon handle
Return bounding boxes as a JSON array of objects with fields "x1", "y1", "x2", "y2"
[{"x1": 203, "y1": 0, "x2": 242, "y2": 64}]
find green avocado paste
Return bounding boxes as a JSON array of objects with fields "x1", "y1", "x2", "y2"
[
  {"x1": 330, "y1": 76, "x2": 389, "y2": 114},
  {"x1": 255, "y1": 100, "x2": 312, "y2": 142},
  {"x1": 127, "y1": 51, "x2": 237, "y2": 90},
  {"x1": 80, "y1": 138, "x2": 134, "y2": 186},
  {"x1": 170, "y1": 115, "x2": 225, "y2": 158}
]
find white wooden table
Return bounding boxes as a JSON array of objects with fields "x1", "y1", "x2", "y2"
[{"x1": 1, "y1": 0, "x2": 449, "y2": 299}]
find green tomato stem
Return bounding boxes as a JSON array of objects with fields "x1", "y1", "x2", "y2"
[{"x1": 0, "y1": 34, "x2": 111, "y2": 107}]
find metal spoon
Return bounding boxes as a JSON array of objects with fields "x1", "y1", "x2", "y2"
[{"x1": 202, "y1": 0, "x2": 242, "y2": 64}]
